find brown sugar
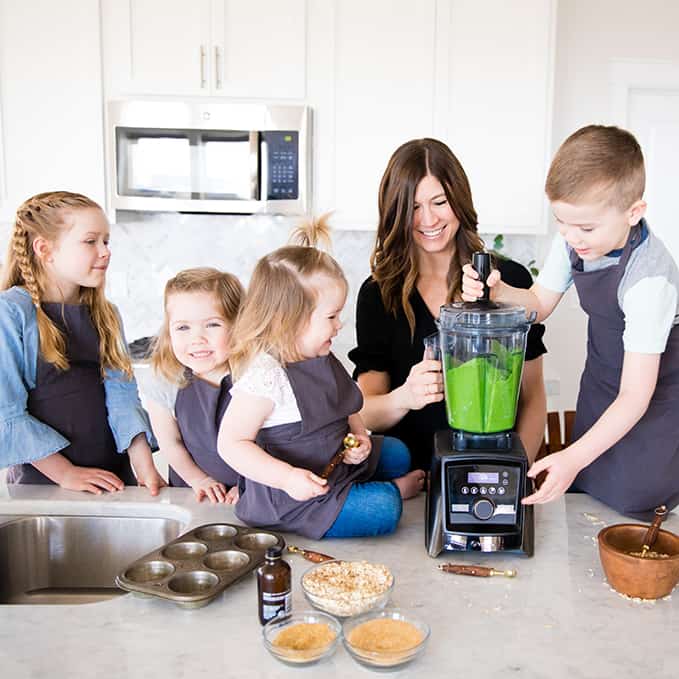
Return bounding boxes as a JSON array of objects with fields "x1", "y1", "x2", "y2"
[
  {"x1": 348, "y1": 618, "x2": 423, "y2": 654},
  {"x1": 273, "y1": 622, "x2": 336, "y2": 652}
]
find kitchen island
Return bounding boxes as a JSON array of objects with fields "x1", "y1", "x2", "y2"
[{"x1": 0, "y1": 484, "x2": 676, "y2": 679}]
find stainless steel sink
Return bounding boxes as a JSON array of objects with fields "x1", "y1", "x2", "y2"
[{"x1": 0, "y1": 515, "x2": 183, "y2": 604}]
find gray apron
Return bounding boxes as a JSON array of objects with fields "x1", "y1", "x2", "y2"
[
  {"x1": 570, "y1": 225, "x2": 679, "y2": 519},
  {"x1": 235, "y1": 353, "x2": 382, "y2": 539},
  {"x1": 8, "y1": 303, "x2": 135, "y2": 485},
  {"x1": 172, "y1": 374, "x2": 238, "y2": 488}
]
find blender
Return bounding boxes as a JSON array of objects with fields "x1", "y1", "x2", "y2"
[{"x1": 425, "y1": 252, "x2": 536, "y2": 557}]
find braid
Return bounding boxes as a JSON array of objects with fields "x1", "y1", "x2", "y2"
[{"x1": 12, "y1": 220, "x2": 40, "y2": 308}]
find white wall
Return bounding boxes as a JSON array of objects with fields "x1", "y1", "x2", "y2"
[{"x1": 540, "y1": 0, "x2": 679, "y2": 414}]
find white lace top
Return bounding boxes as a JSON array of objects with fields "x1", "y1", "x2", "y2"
[{"x1": 230, "y1": 352, "x2": 302, "y2": 428}]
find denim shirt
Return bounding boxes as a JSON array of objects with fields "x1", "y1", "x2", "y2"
[{"x1": 0, "y1": 286, "x2": 157, "y2": 468}]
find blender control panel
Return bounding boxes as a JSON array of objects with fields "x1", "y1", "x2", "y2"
[{"x1": 444, "y1": 463, "x2": 521, "y2": 528}]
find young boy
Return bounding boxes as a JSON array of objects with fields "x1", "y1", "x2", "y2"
[{"x1": 462, "y1": 125, "x2": 679, "y2": 520}]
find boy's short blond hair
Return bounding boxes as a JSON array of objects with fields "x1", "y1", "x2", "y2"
[{"x1": 545, "y1": 125, "x2": 645, "y2": 211}]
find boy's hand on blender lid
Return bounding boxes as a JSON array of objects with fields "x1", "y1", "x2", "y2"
[
  {"x1": 343, "y1": 433, "x2": 371, "y2": 464},
  {"x1": 284, "y1": 467, "x2": 328, "y2": 501},
  {"x1": 461, "y1": 263, "x2": 502, "y2": 302}
]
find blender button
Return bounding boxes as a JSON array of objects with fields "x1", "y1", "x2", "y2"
[
  {"x1": 461, "y1": 486, "x2": 469, "y2": 494},
  {"x1": 471, "y1": 487, "x2": 479, "y2": 495},
  {"x1": 480, "y1": 487, "x2": 487, "y2": 495},
  {"x1": 489, "y1": 487, "x2": 496, "y2": 494},
  {"x1": 502, "y1": 479, "x2": 509, "y2": 486},
  {"x1": 498, "y1": 487, "x2": 506, "y2": 495},
  {"x1": 502, "y1": 471, "x2": 509, "y2": 478}
]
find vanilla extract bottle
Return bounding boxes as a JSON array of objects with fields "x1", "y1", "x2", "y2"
[{"x1": 257, "y1": 545, "x2": 292, "y2": 625}]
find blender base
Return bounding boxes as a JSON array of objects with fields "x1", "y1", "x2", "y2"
[{"x1": 425, "y1": 429, "x2": 535, "y2": 558}]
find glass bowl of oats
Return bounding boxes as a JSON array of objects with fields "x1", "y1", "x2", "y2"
[
  {"x1": 301, "y1": 559, "x2": 394, "y2": 618},
  {"x1": 262, "y1": 610, "x2": 342, "y2": 666},
  {"x1": 343, "y1": 608, "x2": 430, "y2": 670}
]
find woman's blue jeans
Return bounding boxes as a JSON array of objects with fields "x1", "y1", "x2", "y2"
[{"x1": 324, "y1": 436, "x2": 410, "y2": 538}]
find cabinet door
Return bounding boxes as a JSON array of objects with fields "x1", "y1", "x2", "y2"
[
  {"x1": 212, "y1": 0, "x2": 306, "y2": 98},
  {"x1": 441, "y1": 0, "x2": 557, "y2": 234},
  {"x1": 103, "y1": 0, "x2": 212, "y2": 97},
  {"x1": 326, "y1": 0, "x2": 437, "y2": 228}
]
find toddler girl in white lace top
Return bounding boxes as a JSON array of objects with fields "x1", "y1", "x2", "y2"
[{"x1": 217, "y1": 217, "x2": 425, "y2": 539}]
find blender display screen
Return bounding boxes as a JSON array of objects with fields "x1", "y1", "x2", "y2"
[{"x1": 467, "y1": 471, "x2": 499, "y2": 484}]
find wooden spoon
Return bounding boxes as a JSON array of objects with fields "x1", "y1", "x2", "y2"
[{"x1": 640, "y1": 505, "x2": 668, "y2": 558}]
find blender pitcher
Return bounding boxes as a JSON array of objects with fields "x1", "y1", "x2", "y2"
[{"x1": 438, "y1": 256, "x2": 535, "y2": 435}]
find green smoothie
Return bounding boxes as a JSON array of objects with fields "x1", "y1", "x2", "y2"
[{"x1": 444, "y1": 346, "x2": 524, "y2": 433}]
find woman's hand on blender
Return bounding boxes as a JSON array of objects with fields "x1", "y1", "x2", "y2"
[
  {"x1": 522, "y1": 449, "x2": 582, "y2": 505},
  {"x1": 399, "y1": 360, "x2": 444, "y2": 410},
  {"x1": 461, "y1": 263, "x2": 502, "y2": 302},
  {"x1": 343, "y1": 433, "x2": 371, "y2": 464}
]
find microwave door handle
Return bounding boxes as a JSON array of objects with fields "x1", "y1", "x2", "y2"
[{"x1": 252, "y1": 131, "x2": 262, "y2": 201}]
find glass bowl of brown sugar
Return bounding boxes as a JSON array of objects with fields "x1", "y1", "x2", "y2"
[
  {"x1": 342, "y1": 608, "x2": 430, "y2": 671},
  {"x1": 262, "y1": 610, "x2": 342, "y2": 666}
]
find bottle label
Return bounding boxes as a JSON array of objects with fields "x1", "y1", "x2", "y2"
[{"x1": 261, "y1": 590, "x2": 292, "y2": 623}]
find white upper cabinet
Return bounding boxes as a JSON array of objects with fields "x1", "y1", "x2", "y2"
[
  {"x1": 0, "y1": 0, "x2": 105, "y2": 220},
  {"x1": 308, "y1": 0, "x2": 555, "y2": 233},
  {"x1": 212, "y1": 1, "x2": 306, "y2": 99},
  {"x1": 324, "y1": 0, "x2": 437, "y2": 229},
  {"x1": 101, "y1": 0, "x2": 306, "y2": 99},
  {"x1": 438, "y1": 0, "x2": 557, "y2": 234}
]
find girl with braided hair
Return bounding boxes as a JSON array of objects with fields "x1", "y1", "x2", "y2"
[{"x1": 0, "y1": 191, "x2": 164, "y2": 494}]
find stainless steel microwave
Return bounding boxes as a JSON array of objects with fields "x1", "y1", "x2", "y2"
[{"x1": 107, "y1": 101, "x2": 310, "y2": 215}]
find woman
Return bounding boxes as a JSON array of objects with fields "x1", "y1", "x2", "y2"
[{"x1": 349, "y1": 138, "x2": 547, "y2": 471}]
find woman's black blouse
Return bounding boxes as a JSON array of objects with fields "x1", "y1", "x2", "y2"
[{"x1": 348, "y1": 257, "x2": 547, "y2": 471}]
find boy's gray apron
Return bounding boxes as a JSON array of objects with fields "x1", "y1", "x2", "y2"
[
  {"x1": 235, "y1": 353, "x2": 382, "y2": 539},
  {"x1": 570, "y1": 225, "x2": 679, "y2": 519},
  {"x1": 172, "y1": 374, "x2": 238, "y2": 488},
  {"x1": 8, "y1": 303, "x2": 135, "y2": 485}
]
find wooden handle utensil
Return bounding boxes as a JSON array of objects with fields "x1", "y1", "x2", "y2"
[
  {"x1": 437, "y1": 563, "x2": 517, "y2": 578},
  {"x1": 319, "y1": 433, "x2": 359, "y2": 479},
  {"x1": 287, "y1": 545, "x2": 335, "y2": 563},
  {"x1": 640, "y1": 505, "x2": 668, "y2": 558}
]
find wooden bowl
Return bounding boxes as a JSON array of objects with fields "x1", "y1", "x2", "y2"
[{"x1": 597, "y1": 524, "x2": 679, "y2": 599}]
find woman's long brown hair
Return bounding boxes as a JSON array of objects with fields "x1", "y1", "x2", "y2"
[{"x1": 371, "y1": 138, "x2": 485, "y2": 337}]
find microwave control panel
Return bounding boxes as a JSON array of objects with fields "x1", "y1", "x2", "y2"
[{"x1": 262, "y1": 131, "x2": 299, "y2": 200}]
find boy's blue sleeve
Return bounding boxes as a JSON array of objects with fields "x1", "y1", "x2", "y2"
[
  {"x1": 0, "y1": 295, "x2": 70, "y2": 467},
  {"x1": 104, "y1": 307, "x2": 158, "y2": 453}
]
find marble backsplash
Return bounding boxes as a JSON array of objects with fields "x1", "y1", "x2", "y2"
[{"x1": 0, "y1": 211, "x2": 544, "y2": 370}]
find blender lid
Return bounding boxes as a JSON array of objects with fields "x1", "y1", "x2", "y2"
[{"x1": 438, "y1": 301, "x2": 534, "y2": 329}]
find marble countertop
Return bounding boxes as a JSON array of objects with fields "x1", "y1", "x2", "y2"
[{"x1": 0, "y1": 485, "x2": 677, "y2": 679}]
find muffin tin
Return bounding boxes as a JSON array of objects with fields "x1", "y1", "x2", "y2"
[{"x1": 116, "y1": 523, "x2": 285, "y2": 608}]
